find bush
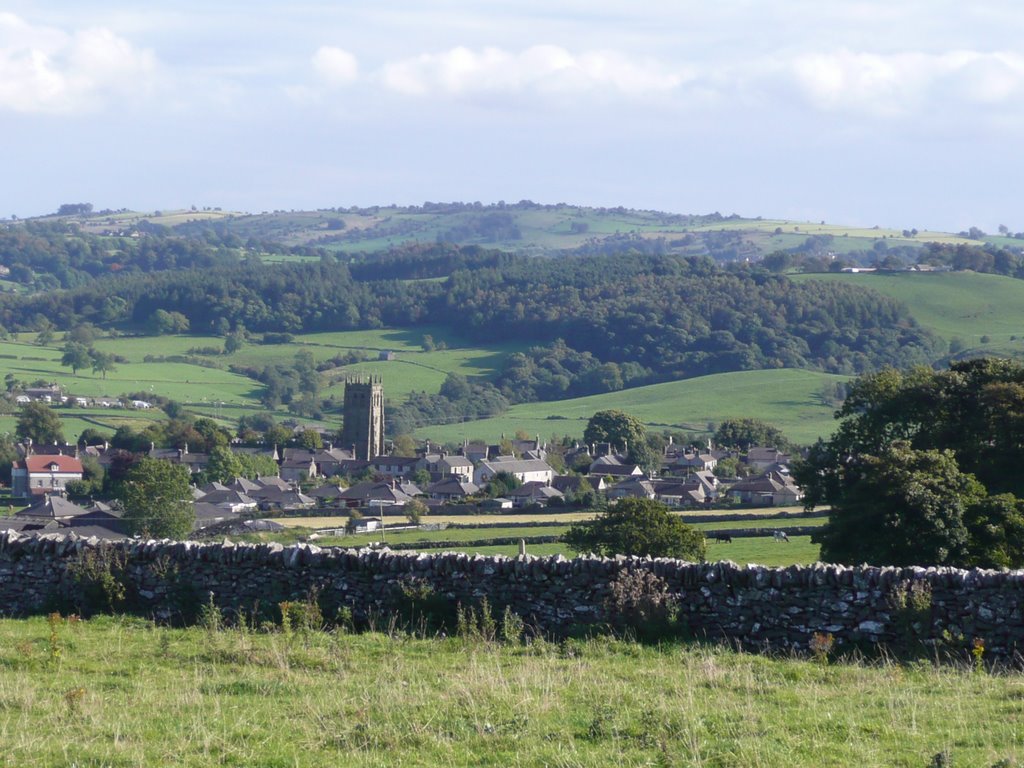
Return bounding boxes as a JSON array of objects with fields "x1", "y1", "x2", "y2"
[{"x1": 563, "y1": 498, "x2": 706, "y2": 560}]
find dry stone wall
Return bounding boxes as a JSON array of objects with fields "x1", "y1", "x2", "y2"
[{"x1": 1, "y1": 531, "x2": 1023, "y2": 657}]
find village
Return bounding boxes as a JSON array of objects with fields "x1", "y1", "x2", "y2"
[{"x1": 3, "y1": 378, "x2": 802, "y2": 542}]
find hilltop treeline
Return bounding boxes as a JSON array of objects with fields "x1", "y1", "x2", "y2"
[{"x1": 0, "y1": 250, "x2": 943, "y2": 408}]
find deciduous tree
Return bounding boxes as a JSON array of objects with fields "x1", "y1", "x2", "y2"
[
  {"x1": 16, "y1": 401, "x2": 64, "y2": 445},
  {"x1": 120, "y1": 457, "x2": 194, "y2": 539},
  {"x1": 61, "y1": 342, "x2": 92, "y2": 375},
  {"x1": 563, "y1": 498, "x2": 705, "y2": 560}
]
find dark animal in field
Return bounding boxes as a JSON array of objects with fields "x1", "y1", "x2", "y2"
[{"x1": 713, "y1": 533, "x2": 733, "y2": 543}]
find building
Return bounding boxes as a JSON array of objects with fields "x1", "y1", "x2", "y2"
[
  {"x1": 473, "y1": 457, "x2": 555, "y2": 486},
  {"x1": 11, "y1": 454, "x2": 84, "y2": 499},
  {"x1": 340, "y1": 377, "x2": 384, "y2": 461}
]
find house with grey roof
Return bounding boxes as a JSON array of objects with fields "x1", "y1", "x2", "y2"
[
  {"x1": 507, "y1": 482, "x2": 564, "y2": 508},
  {"x1": 473, "y1": 458, "x2": 554, "y2": 487}
]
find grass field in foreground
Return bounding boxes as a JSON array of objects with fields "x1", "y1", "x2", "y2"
[
  {"x1": 414, "y1": 368, "x2": 848, "y2": 446},
  {"x1": 0, "y1": 616, "x2": 1019, "y2": 766}
]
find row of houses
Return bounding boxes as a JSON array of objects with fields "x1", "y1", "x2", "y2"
[{"x1": 11, "y1": 386, "x2": 150, "y2": 409}]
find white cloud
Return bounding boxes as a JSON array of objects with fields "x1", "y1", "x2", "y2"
[
  {"x1": 0, "y1": 13, "x2": 156, "y2": 114},
  {"x1": 312, "y1": 46, "x2": 358, "y2": 86},
  {"x1": 379, "y1": 44, "x2": 686, "y2": 97},
  {"x1": 788, "y1": 49, "x2": 1024, "y2": 116}
]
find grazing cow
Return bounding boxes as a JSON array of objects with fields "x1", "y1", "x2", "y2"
[
  {"x1": 773, "y1": 530, "x2": 790, "y2": 543},
  {"x1": 713, "y1": 533, "x2": 733, "y2": 544}
]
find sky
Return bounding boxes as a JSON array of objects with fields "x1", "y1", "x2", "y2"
[{"x1": 2, "y1": 1, "x2": 1023, "y2": 231}]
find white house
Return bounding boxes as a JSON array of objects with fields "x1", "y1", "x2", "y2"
[{"x1": 473, "y1": 457, "x2": 554, "y2": 487}]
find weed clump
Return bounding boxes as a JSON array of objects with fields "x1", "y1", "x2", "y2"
[
  {"x1": 456, "y1": 598, "x2": 497, "y2": 643},
  {"x1": 198, "y1": 592, "x2": 223, "y2": 633},
  {"x1": 888, "y1": 578, "x2": 933, "y2": 652},
  {"x1": 65, "y1": 546, "x2": 127, "y2": 616},
  {"x1": 809, "y1": 631, "x2": 834, "y2": 663},
  {"x1": 393, "y1": 576, "x2": 456, "y2": 635},
  {"x1": 604, "y1": 569, "x2": 683, "y2": 642},
  {"x1": 279, "y1": 588, "x2": 324, "y2": 636}
]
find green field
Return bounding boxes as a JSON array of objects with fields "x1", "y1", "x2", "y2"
[
  {"x1": 413, "y1": 368, "x2": 848, "y2": 446},
  {"x1": 262, "y1": 515, "x2": 826, "y2": 565},
  {"x1": 0, "y1": 326, "x2": 524, "y2": 441},
  {"x1": 0, "y1": 615, "x2": 1019, "y2": 766},
  {"x1": 793, "y1": 271, "x2": 1024, "y2": 352}
]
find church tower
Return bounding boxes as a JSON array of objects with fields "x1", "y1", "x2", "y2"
[{"x1": 341, "y1": 376, "x2": 384, "y2": 460}]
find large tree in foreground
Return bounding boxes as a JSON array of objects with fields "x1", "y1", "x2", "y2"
[
  {"x1": 810, "y1": 442, "x2": 984, "y2": 566},
  {"x1": 797, "y1": 359, "x2": 1024, "y2": 568},
  {"x1": 563, "y1": 498, "x2": 706, "y2": 560},
  {"x1": 120, "y1": 457, "x2": 194, "y2": 539}
]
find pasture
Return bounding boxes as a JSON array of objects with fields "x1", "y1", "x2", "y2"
[
  {"x1": 0, "y1": 615, "x2": 1019, "y2": 766},
  {"x1": 386, "y1": 535, "x2": 821, "y2": 565},
  {"x1": 0, "y1": 325, "x2": 522, "y2": 440},
  {"x1": 413, "y1": 368, "x2": 849, "y2": 446},
  {"x1": 266, "y1": 513, "x2": 826, "y2": 566},
  {"x1": 792, "y1": 271, "x2": 1024, "y2": 351}
]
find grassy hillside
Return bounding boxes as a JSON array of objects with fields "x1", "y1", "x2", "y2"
[
  {"x1": 414, "y1": 368, "x2": 847, "y2": 446},
  {"x1": 792, "y1": 271, "x2": 1024, "y2": 354},
  {"x1": 0, "y1": 616, "x2": 1018, "y2": 766},
  {"x1": 0, "y1": 326, "x2": 523, "y2": 441}
]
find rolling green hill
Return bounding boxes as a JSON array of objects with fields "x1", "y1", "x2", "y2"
[
  {"x1": 8, "y1": 269, "x2": 1024, "y2": 446},
  {"x1": 0, "y1": 326, "x2": 522, "y2": 441},
  {"x1": 791, "y1": 271, "x2": 1024, "y2": 355},
  {"x1": 413, "y1": 368, "x2": 848, "y2": 446}
]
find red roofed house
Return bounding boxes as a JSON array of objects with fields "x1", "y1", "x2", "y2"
[{"x1": 11, "y1": 455, "x2": 83, "y2": 499}]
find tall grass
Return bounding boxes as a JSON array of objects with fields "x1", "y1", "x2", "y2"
[{"x1": 0, "y1": 615, "x2": 1018, "y2": 766}]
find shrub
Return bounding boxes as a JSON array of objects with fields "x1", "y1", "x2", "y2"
[
  {"x1": 563, "y1": 498, "x2": 706, "y2": 560},
  {"x1": 279, "y1": 589, "x2": 325, "y2": 635}
]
